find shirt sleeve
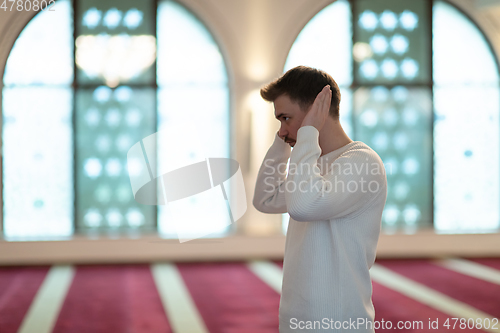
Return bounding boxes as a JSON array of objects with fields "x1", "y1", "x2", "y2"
[
  {"x1": 252, "y1": 131, "x2": 291, "y2": 214},
  {"x1": 285, "y1": 126, "x2": 386, "y2": 222}
]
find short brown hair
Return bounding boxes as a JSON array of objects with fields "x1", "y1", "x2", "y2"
[{"x1": 260, "y1": 66, "x2": 341, "y2": 119}]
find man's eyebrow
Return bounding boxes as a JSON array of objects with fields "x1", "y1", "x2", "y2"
[{"x1": 275, "y1": 113, "x2": 286, "y2": 119}]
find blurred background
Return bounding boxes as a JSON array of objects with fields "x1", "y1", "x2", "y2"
[
  {"x1": 1, "y1": 0, "x2": 499, "y2": 259},
  {"x1": 0, "y1": 0, "x2": 499, "y2": 332}
]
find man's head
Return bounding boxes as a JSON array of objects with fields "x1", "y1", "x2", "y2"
[
  {"x1": 260, "y1": 66, "x2": 341, "y2": 119},
  {"x1": 260, "y1": 66, "x2": 341, "y2": 146}
]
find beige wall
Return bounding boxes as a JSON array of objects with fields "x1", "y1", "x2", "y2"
[{"x1": 0, "y1": 0, "x2": 500, "y2": 264}]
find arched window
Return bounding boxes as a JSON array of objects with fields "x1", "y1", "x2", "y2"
[
  {"x1": 2, "y1": 0, "x2": 230, "y2": 240},
  {"x1": 284, "y1": 0, "x2": 500, "y2": 234},
  {"x1": 432, "y1": 2, "x2": 499, "y2": 232}
]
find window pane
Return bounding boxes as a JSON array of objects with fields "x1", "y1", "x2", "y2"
[
  {"x1": 284, "y1": 0, "x2": 352, "y2": 86},
  {"x1": 433, "y1": 1, "x2": 500, "y2": 232},
  {"x1": 433, "y1": 1, "x2": 499, "y2": 86},
  {"x1": 3, "y1": 0, "x2": 73, "y2": 86},
  {"x1": 76, "y1": 0, "x2": 156, "y2": 86},
  {"x1": 2, "y1": 87, "x2": 73, "y2": 239},
  {"x1": 353, "y1": 86, "x2": 432, "y2": 232},
  {"x1": 156, "y1": 1, "x2": 230, "y2": 239},
  {"x1": 434, "y1": 86, "x2": 500, "y2": 232},
  {"x1": 354, "y1": 0, "x2": 430, "y2": 84},
  {"x1": 157, "y1": 1, "x2": 227, "y2": 85},
  {"x1": 339, "y1": 88, "x2": 353, "y2": 138},
  {"x1": 75, "y1": 86, "x2": 156, "y2": 234},
  {"x1": 157, "y1": 86, "x2": 230, "y2": 238}
]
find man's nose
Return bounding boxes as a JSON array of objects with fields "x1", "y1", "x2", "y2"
[{"x1": 278, "y1": 127, "x2": 287, "y2": 140}]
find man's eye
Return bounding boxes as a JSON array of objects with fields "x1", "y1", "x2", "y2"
[{"x1": 284, "y1": 117, "x2": 290, "y2": 121}]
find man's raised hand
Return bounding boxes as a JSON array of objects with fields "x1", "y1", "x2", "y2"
[{"x1": 300, "y1": 85, "x2": 332, "y2": 132}]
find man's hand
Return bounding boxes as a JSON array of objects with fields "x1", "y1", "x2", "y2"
[{"x1": 300, "y1": 85, "x2": 332, "y2": 132}]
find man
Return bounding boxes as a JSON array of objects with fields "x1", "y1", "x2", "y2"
[{"x1": 253, "y1": 66, "x2": 387, "y2": 332}]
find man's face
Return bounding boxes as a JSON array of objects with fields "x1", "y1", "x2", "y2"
[{"x1": 274, "y1": 94, "x2": 308, "y2": 147}]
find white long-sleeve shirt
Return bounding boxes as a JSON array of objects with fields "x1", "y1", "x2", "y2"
[{"x1": 253, "y1": 126, "x2": 387, "y2": 333}]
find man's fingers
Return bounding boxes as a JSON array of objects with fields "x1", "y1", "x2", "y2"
[
  {"x1": 322, "y1": 86, "x2": 331, "y2": 113},
  {"x1": 314, "y1": 90, "x2": 324, "y2": 106},
  {"x1": 311, "y1": 85, "x2": 331, "y2": 115}
]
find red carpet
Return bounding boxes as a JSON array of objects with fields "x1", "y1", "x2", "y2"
[
  {"x1": 0, "y1": 266, "x2": 49, "y2": 333},
  {"x1": 377, "y1": 259, "x2": 500, "y2": 318},
  {"x1": 177, "y1": 262, "x2": 280, "y2": 333},
  {"x1": 471, "y1": 258, "x2": 500, "y2": 271},
  {"x1": 52, "y1": 265, "x2": 172, "y2": 333},
  {"x1": 0, "y1": 258, "x2": 498, "y2": 332},
  {"x1": 372, "y1": 282, "x2": 484, "y2": 333}
]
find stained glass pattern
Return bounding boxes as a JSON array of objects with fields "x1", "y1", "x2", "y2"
[
  {"x1": 434, "y1": 86, "x2": 500, "y2": 232},
  {"x1": 354, "y1": 86, "x2": 432, "y2": 232},
  {"x1": 433, "y1": 1, "x2": 500, "y2": 233},
  {"x1": 433, "y1": 1, "x2": 498, "y2": 86},
  {"x1": 354, "y1": 0, "x2": 430, "y2": 84},
  {"x1": 4, "y1": 0, "x2": 500, "y2": 239},
  {"x1": 3, "y1": 87, "x2": 73, "y2": 239},
  {"x1": 76, "y1": 86, "x2": 156, "y2": 234},
  {"x1": 3, "y1": 0, "x2": 231, "y2": 239},
  {"x1": 3, "y1": 0, "x2": 73, "y2": 86},
  {"x1": 2, "y1": 0, "x2": 74, "y2": 239}
]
